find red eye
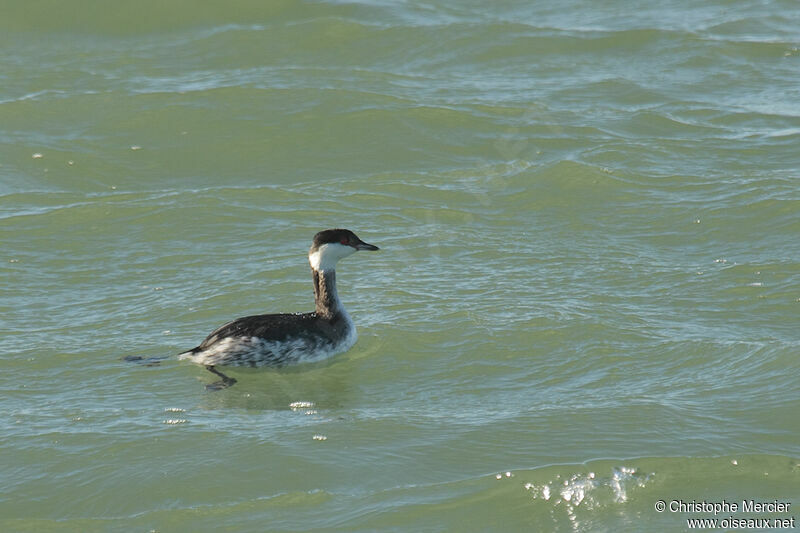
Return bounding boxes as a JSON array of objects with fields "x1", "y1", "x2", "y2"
[{"x1": 340, "y1": 238, "x2": 349, "y2": 245}]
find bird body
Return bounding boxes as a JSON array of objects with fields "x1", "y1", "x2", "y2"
[{"x1": 178, "y1": 229, "x2": 378, "y2": 388}]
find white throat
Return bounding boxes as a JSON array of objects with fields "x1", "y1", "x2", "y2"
[{"x1": 308, "y1": 242, "x2": 356, "y2": 272}]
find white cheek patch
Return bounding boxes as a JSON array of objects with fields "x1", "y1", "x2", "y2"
[{"x1": 308, "y1": 242, "x2": 356, "y2": 271}]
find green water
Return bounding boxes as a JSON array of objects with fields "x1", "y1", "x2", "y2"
[{"x1": 2, "y1": 1, "x2": 799, "y2": 531}]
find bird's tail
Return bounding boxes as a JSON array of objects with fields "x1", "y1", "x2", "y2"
[{"x1": 176, "y1": 347, "x2": 201, "y2": 361}]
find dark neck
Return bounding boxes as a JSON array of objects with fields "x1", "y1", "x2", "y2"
[{"x1": 312, "y1": 268, "x2": 342, "y2": 318}]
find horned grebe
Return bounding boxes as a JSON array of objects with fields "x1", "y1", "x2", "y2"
[{"x1": 179, "y1": 229, "x2": 379, "y2": 389}]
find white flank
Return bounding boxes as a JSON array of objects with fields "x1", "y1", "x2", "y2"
[{"x1": 178, "y1": 312, "x2": 357, "y2": 367}]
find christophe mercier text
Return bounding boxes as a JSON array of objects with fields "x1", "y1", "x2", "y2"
[{"x1": 670, "y1": 499, "x2": 791, "y2": 514}]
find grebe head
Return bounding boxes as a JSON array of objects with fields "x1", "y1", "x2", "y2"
[{"x1": 308, "y1": 229, "x2": 379, "y2": 272}]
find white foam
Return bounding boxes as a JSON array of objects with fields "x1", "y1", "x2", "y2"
[{"x1": 524, "y1": 466, "x2": 652, "y2": 510}]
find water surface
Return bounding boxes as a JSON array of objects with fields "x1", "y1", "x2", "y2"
[{"x1": 1, "y1": 1, "x2": 799, "y2": 531}]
